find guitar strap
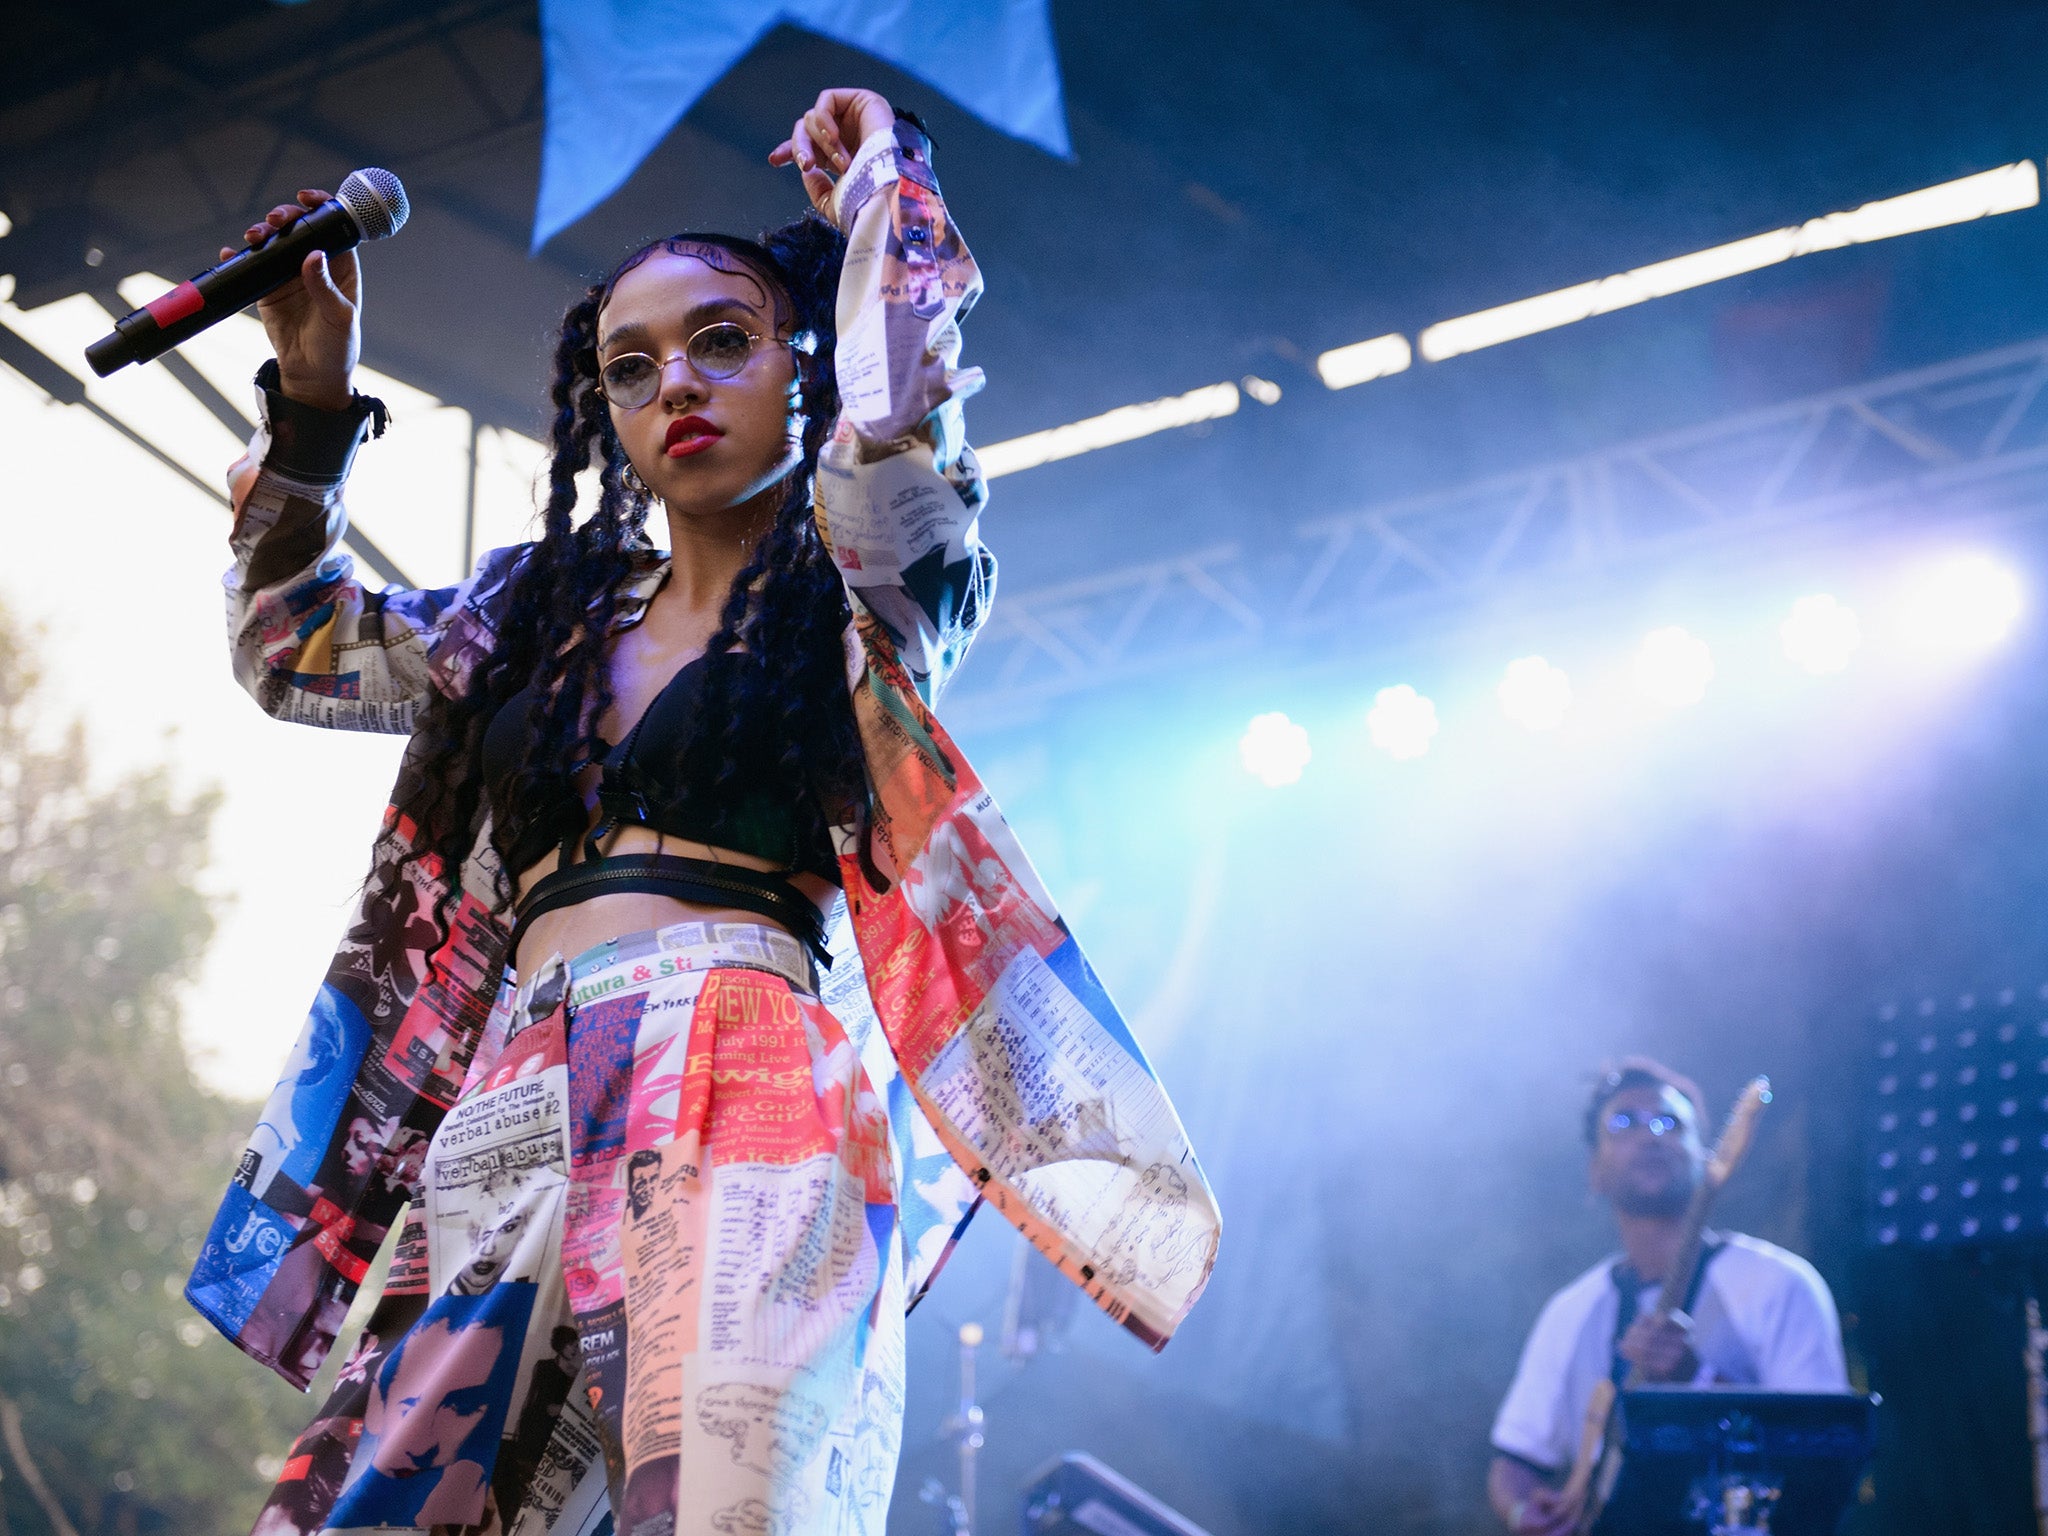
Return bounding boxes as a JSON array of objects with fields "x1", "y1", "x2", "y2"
[
  {"x1": 1606, "y1": 1267, "x2": 1645, "y2": 1387},
  {"x1": 1606, "y1": 1234, "x2": 1727, "y2": 1386}
]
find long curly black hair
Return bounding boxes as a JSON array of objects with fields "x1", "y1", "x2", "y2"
[{"x1": 382, "y1": 213, "x2": 863, "y2": 942}]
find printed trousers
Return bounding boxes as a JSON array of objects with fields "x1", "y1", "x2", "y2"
[{"x1": 248, "y1": 920, "x2": 907, "y2": 1536}]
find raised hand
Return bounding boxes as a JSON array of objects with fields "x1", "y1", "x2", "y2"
[
  {"x1": 220, "y1": 189, "x2": 361, "y2": 411},
  {"x1": 768, "y1": 87, "x2": 896, "y2": 218}
]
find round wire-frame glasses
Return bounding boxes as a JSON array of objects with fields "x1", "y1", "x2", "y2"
[{"x1": 596, "y1": 321, "x2": 815, "y2": 408}]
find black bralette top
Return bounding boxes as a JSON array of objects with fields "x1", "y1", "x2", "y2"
[{"x1": 480, "y1": 653, "x2": 841, "y2": 885}]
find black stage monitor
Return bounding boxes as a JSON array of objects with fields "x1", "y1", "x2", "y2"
[
  {"x1": 1596, "y1": 1389, "x2": 1877, "y2": 1536},
  {"x1": 1021, "y1": 1453, "x2": 1213, "y2": 1536}
]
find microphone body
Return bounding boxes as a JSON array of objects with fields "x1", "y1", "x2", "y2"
[{"x1": 85, "y1": 168, "x2": 408, "y2": 378}]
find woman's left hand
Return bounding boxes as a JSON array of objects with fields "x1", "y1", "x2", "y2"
[{"x1": 769, "y1": 87, "x2": 895, "y2": 218}]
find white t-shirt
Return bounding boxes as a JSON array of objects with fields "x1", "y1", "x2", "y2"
[{"x1": 1490, "y1": 1232, "x2": 1849, "y2": 1472}]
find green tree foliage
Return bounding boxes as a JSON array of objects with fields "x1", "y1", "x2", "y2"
[{"x1": 0, "y1": 605, "x2": 310, "y2": 1535}]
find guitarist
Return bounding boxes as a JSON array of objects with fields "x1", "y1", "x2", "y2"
[{"x1": 1485, "y1": 1058, "x2": 1848, "y2": 1535}]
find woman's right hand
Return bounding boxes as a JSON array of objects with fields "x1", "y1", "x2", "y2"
[
  {"x1": 222, "y1": 189, "x2": 361, "y2": 412},
  {"x1": 769, "y1": 87, "x2": 896, "y2": 219}
]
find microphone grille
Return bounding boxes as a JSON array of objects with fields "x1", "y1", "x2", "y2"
[{"x1": 338, "y1": 168, "x2": 410, "y2": 241}]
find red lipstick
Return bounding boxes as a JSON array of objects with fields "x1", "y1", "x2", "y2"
[{"x1": 665, "y1": 416, "x2": 722, "y2": 458}]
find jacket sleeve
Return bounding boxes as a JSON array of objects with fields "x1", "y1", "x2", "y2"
[
  {"x1": 223, "y1": 366, "x2": 501, "y2": 732},
  {"x1": 812, "y1": 115, "x2": 995, "y2": 708}
]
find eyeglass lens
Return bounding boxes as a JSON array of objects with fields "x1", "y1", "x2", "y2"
[
  {"x1": 600, "y1": 322, "x2": 759, "y2": 407},
  {"x1": 1606, "y1": 1111, "x2": 1679, "y2": 1137}
]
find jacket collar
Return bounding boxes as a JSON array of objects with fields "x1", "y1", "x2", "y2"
[{"x1": 612, "y1": 548, "x2": 671, "y2": 631}]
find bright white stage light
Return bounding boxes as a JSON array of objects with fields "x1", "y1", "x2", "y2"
[
  {"x1": 1368, "y1": 685, "x2": 1439, "y2": 760},
  {"x1": 978, "y1": 382, "x2": 1240, "y2": 478},
  {"x1": 1635, "y1": 627, "x2": 1715, "y2": 707},
  {"x1": 1900, "y1": 554, "x2": 2024, "y2": 654},
  {"x1": 1418, "y1": 161, "x2": 2039, "y2": 362},
  {"x1": 1315, "y1": 333, "x2": 1413, "y2": 390},
  {"x1": 1239, "y1": 711, "x2": 1312, "y2": 786},
  {"x1": 1497, "y1": 655, "x2": 1573, "y2": 729},
  {"x1": 1780, "y1": 594, "x2": 1862, "y2": 673}
]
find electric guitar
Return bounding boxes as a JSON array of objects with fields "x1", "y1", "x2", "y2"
[{"x1": 1556, "y1": 1075, "x2": 1773, "y2": 1535}]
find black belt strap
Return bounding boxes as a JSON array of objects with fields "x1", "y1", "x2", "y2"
[{"x1": 509, "y1": 852, "x2": 832, "y2": 967}]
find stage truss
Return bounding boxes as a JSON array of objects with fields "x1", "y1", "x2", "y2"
[{"x1": 946, "y1": 336, "x2": 2048, "y2": 725}]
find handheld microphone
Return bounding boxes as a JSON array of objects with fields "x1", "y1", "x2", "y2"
[{"x1": 84, "y1": 168, "x2": 409, "y2": 378}]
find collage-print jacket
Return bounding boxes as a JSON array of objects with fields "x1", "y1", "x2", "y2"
[{"x1": 188, "y1": 117, "x2": 1221, "y2": 1393}]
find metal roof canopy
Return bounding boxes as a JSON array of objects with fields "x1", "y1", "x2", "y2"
[{"x1": 6, "y1": 0, "x2": 2048, "y2": 612}]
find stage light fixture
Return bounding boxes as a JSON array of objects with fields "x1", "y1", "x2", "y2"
[
  {"x1": 1497, "y1": 655, "x2": 1572, "y2": 730},
  {"x1": 1419, "y1": 161, "x2": 2038, "y2": 362},
  {"x1": 1367, "y1": 685, "x2": 1439, "y2": 760},
  {"x1": 1238, "y1": 711, "x2": 1311, "y2": 787},
  {"x1": 1780, "y1": 594, "x2": 1861, "y2": 674},
  {"x1": 978, "y1": 382, "x2": 1240, "y2": 478},
  {"x1": 1865, "y1": 987, "x2": 2048, "y2": 1250},
  {"x1": 1899, "y1": 553, "x2": 2024, "y2": 655},
  {"x1": 1635, "y1": 626, "x2": 1714, "y2": 708},
  {"x1": 1315, "y1": 333, "x2": 1413, "y2": 390}
]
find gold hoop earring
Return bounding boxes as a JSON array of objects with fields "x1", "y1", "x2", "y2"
[{"x1": 624, "y1": 463, "x2": 652, "y2": 500}]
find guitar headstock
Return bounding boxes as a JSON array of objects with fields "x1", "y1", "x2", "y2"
[{"x1": 1705, "y1": 1075, "x2": 1772, "y2": 1188}]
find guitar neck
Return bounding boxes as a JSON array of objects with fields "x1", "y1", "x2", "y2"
[
  {"x1": 1618, "y1": 1185, "x2": 1715, "y2": 1394},
  {"x1": 1649, "y1": 1181, "x2": 1715, "y2": 1325},
  {"x1": 1644, "y1": 1076, "x2": 1770, "y2": 1331}
]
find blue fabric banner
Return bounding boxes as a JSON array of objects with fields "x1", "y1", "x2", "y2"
[{"x1": 534, "y1": 0, "x2": 1070, "y2": 250}]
